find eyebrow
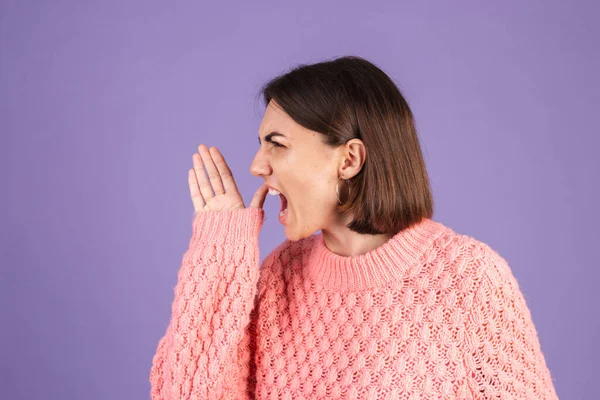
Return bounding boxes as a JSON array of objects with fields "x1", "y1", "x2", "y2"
[{"x1": 258, "y1": 131, "x2": 287, "y2": 145}]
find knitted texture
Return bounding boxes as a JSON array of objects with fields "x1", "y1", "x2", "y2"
[{"x1": 149, "y1": 208, "x2": 558, "y2": 399}]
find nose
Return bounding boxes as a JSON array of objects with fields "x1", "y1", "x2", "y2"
[{"x1": 249, "y1": 149, "x2": 272, "y2": 177}]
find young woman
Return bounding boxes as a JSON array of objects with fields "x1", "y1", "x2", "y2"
[{"x1": 149, "y1": 56, "x2": 558, "y2": 399}]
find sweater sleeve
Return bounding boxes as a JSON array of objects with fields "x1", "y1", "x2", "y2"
[
  {"x1": 460, "y1": 247, "x2": 559, "y2": 399},
  {"x1": 149, "y1": 208, "x2": 264, "y2": 400}
]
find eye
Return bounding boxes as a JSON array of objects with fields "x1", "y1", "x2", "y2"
[{"x1": 271, "y1": 141, "x2": 285, "y2": 148}]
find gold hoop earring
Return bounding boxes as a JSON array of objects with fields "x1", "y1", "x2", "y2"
[{"x1": 336, "y1": 178, "x2": 351, "y2": 204}]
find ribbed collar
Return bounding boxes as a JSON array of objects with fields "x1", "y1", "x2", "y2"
[{"x1": 304, "y1": 218, "x2": 448, "y2": 292}]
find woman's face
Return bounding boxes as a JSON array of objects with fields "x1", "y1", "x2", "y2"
[{"x1": 250, "y1": 100, "x2": 343, "y2": 241}]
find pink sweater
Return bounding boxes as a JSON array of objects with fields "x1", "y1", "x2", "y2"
[{"x1": 149, "y1": 208, "x2": 558, "y2": 399}]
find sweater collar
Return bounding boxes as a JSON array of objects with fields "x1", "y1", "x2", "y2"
[{"x1": 304, "y1": 218, "x2": 448, "y2": 292}]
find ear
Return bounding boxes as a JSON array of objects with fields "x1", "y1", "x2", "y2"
[{"x1": 338, "y1": 139, "x2": 366, "y2": 178}]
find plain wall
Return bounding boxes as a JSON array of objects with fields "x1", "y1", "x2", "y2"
[{"x1": 1, "y1": 1, "x2": 598, "y2": 398}]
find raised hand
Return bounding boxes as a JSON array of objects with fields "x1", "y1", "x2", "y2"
[{"x1": 189, "y1": 144, "x2": 268, "y2": 213}]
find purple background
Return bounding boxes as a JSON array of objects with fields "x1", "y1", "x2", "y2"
[{"x1": 1, "y1": 1, "x2": 598, "y2": 399}]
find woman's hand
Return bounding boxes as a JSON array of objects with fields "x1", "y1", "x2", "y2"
[{"x1": 189, "y1": 144, "x2": 268, "y2": 213}]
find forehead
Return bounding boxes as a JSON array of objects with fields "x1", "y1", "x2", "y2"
[{"x1": 259, "y1": 101, "x2": 295, "y2": 135}]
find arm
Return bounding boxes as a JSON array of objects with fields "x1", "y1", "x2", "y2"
[
  {"x1": 460, "y1": 248, "x2": 558, "y2": 399},
  {"x1": 149, "y1": 208, "x2": 264, "y2": 400}
]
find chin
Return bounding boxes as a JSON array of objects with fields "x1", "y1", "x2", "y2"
[{"x1": 284, "y1": 226, "x2": 318, "y2": 242}]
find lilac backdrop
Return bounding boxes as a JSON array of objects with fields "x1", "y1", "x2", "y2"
[{"x1": 1, "y1": 1, "x2": 598, "y2": 399}]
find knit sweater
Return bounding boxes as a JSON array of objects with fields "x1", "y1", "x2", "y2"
[{"x1": 149, "y1": 208, "x2": 558, "y2": 399}]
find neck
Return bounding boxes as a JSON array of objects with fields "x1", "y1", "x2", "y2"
[
  {"x1": 305, "y1": 217, "x2": 448, "y2": 291},
  {"x1": 321, "y1": 226, "x2": 392, "y2": 257}
]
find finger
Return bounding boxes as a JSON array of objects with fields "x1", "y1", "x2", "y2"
[
  {"x1": 209, "y1": 146, "x2": 240, "y2": 195},
  {"x1": 192, "y1": 150, "x2": 214, "y2": 202},
  {"x1": 188, "y1": 168, "x2": 205, "y2": 212},
  {"x1": 198, "y1": 144, "x2": 225, "y2": 196},
  {"x1": 249, "y1": 183, "x2": 269, "y2": 209}
]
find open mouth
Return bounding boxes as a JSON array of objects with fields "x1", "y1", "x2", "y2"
[
  {"x1": 267, "y1": 187, "x2": 289, "y2": 221},
  {"x1": 279, "y1": 193, "x2": 288, "y2": 213}
]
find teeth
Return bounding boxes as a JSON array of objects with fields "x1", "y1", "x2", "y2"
[{"x1": 268, "y1": 189, "x2": 281, "y2": 195}]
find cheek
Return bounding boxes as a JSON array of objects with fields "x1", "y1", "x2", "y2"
[
  {"x1": 286, "y1": 158, "x2": 335, "y2": 201},
  {"x1": 299, "y1": 179, "x2": 335, "y2": 205}
]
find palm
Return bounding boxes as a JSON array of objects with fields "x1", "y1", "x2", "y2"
[
  {"x1": 203, "y1": 191, "x2": 244, "y2": 212},
  {"x1": 188, "y1": 144, "x2": 268, "y2": 213}
]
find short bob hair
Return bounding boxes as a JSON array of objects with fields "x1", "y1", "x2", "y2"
[{"x1": 257, "y1": 55, "x2": 434, "y2": 236}]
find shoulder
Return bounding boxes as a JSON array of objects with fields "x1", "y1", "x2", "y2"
[{"x1": 430, "y1": 225, "x2": 517, "y2": 294}]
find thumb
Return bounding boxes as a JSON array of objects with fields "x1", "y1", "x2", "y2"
[{"x1": 248, "y1": 183, "x2": 269, "y2": 209}]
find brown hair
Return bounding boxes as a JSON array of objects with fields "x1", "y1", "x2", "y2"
[{"x1": 257, "y1": 55, "x2": 434, "y2": 235}]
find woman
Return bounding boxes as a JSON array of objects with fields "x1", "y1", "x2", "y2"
[{"x1": 149, "y1": 56, "x2": 558, "y2": 399}]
